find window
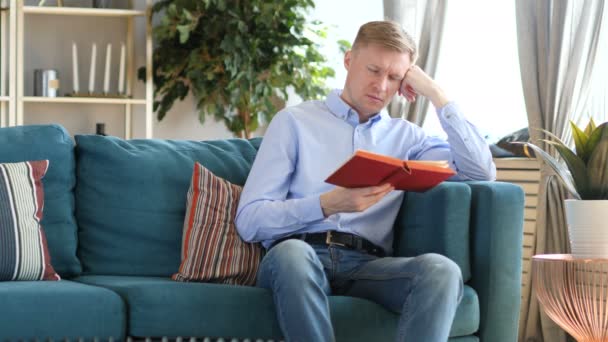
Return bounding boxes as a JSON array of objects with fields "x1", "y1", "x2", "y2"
[
  {"x1": 423, "y1": 1, "x2": 527, "y2": 142},
  {"x1": 580, "y1": 28, "x2": 608, "y2": 126}
]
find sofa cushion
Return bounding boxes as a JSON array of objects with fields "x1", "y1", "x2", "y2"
[
  {"x1": 394, "y1": 182, "x2": 472, "y2": 282},
  {"x1": 74, "y1": 275, "x2": 479, "y2": 340},
  {"x1": 173, "y1": 162, "x2": 262, "y2": 285},
  {"x1": 0, "y1": 160, "x2": 60, "y2": 281},
  {"x1": 75, "y1": 135, "x2": 262, "y2": 276},
  {"x1": 0, "y1": 125, "x2": 80, "y2": 277},
  {"x1": 0, "y1": 280, "x2": 125, "y2": 340}
]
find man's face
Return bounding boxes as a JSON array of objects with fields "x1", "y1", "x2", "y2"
[{"x1": 341, "y1": 43, "x2": 412, "y2": 122}]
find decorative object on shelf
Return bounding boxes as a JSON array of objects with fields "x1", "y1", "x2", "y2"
[
  {"x1": 93, "y1": 0, "x2": 111, "y2": 9},
  {"x1": 34, "y1": 69, "x2": 59, "y2": 97},
  {"x1": 523, "y1": 120, "x2": 608, "y2": 258},
  {"x1": 72, "y1": 41, "x2": 79, "y2": 93},
  {"x1": 96, "y1": 122, "x2": 106, "y2": 136},
  {"x1": 118, "y1": 42, "x2": 125, "y2": 95},
  {"x1": 89, "y1": 42, "x2": 96, "y2": 94},
  {"x1": 68, "y1": 42, "x2": 128, "y2": 99},
  {"x1": 142, "y1": 0, "x2": 335, "y2": 138},
  {"x1": 103, "y1": 43, "x2": 111, "y2": 95}
]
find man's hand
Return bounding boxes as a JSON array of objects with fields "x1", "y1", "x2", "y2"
[
  {"x1": 319, "y1": 183, "x2": 394, "y2": 217},
  {"x1": 399, "y1": 65, "x2": 450, "y2": 108}
]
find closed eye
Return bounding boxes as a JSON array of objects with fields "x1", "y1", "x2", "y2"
[{"x1": 367, "y1": 66, "x2": 380, "y2": 74}]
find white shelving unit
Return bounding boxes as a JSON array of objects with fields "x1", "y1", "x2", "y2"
[
  {"x1": 1, "y1": 2, "x2": 17, "y2": 128},
  {"x1": 2, "y1": 0, "x2": 153, "y2": 138}
]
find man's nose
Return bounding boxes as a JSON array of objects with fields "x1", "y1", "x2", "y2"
[{"x1": 374, "y1": 76, "x2": 389, "y2": 92}]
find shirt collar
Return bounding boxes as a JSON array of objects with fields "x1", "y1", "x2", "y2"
[
  {"x1": 325, "y1": 89, "x2": 388, "y2": 127},
  {"x1": 326, "y1": 89, "x2": 351, "y2": 120}
]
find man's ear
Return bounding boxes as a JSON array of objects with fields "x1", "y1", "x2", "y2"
[{"x1": 344, "y1": 50, "x2": 352, "y2": 70}]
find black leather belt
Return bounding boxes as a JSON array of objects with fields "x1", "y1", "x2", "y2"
[{"x1": 273, "y1": 231, "x2": 385, "y2": 257}]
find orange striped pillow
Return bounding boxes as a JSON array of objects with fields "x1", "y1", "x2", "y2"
[
  {"x1": 0, "y1": 160, "x2": 60, "y2": 281},
  {"x1": 172, "y1": 162, "x2": 262, "y2": 285}
]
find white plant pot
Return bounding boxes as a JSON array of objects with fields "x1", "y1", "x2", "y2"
[{"x1": 565, "y1": 199, "x2": 608, "y2": 258}]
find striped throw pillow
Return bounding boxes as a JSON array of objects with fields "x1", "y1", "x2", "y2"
[
  {"x1": 0, "y1": 160, "x2": 60, "y2": 281},
  {"x1": 173, "y1": 162, "x2": 262, "y2": 285}
]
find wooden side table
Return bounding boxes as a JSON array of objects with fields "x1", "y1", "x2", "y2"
[{"x1": 533, "y1": 254, "x2": 608, "y2": 341}]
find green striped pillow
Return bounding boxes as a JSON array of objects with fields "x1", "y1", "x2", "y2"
[
  {"x1": 0, "y1": 160, "x2": 60, "y2": 281},
  {"x1": 173, "y1": 162, "x2": 262, "y2": 285}
]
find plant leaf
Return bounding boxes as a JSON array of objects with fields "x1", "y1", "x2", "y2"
[
  {"x1": 536, "y1": 128, "x2": 568, "y2": 146},
  {"x1": 584, "y1": 118, "x2": 597, "y2": 136},
  {"x1": 586, "y1": 124, "x2": 608, "y2": 199},
  {"x1": 177, "y1": 25, "x2": 191, "y2": 44},
  {"x1": 517, "y1": 142, "x2": 581, "y2": 199},
  {"x1": 586, "y1": 122, "x2": 608, "y2": 161},
  {"x1": 570, "y1": 120, "x2": 589, "y2": 162},
  {"x1": 541, "y1": 139, "x2": 589, "y2": 198}
]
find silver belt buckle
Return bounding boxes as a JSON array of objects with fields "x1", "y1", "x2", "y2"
[{"x1": 326, "y1": 231, "x2": 346, "y2": 247}]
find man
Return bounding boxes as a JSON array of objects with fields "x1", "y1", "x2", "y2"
[{"x1": 235, "y1": 21, "x2": 495, "y2": 342}]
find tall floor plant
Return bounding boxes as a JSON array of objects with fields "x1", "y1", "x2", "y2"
[{"x1": 142, "y1": 0, "x2": 335, "y2": 138}]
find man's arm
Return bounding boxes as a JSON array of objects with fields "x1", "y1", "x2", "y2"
[
  {"x1": 235, "y1": 111, "x2": 326, "y2": 243},
  {"x1": 401, "y1": 66, "x2": 496, "y2": 181}
]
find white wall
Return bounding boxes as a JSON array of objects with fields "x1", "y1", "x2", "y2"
[{"x1": 20, "y1": 0, "x2": 381, "y2": 139}]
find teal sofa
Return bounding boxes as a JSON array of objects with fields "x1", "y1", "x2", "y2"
[{"x1": 0, "y1": 124, "x2": 524, "y2": 342}]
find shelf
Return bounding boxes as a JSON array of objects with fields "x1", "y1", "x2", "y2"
[
  {"x1": 3, "y1": 0, "x2": 154, "y2": 138},
  {"x1": 23, "y1": 96, "x2": 146, "y2": 105},
  {"x1": 23, "y1": 6, "x2": 146, "y2": 17}
]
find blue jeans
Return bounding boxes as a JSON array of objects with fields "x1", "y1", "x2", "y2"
[{"x1": 256, "y1": 239, "x2": 463, "y2": 342}]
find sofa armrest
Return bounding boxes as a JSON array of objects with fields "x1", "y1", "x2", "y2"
[
  {"x1": 466, "y1": 181, "x2": 524, "y2": 342},
  {"x1": 393, "y1": 181, "x2": 472, "y2": 281}
]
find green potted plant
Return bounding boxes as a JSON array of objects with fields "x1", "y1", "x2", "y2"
[
  {"x1": 524, "y1": 119, "x2": 608, "y2": 258},
  {"x1": 142, "y1": 0, "x2": 335, "y2": 138}
]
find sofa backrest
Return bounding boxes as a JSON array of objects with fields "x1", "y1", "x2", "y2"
[
  {"x1": 75, "y1": 134, "x2": 261, "y2": 276},
  {"x1": 0, "y1": 124, "x2": 81, "y2": 277}
]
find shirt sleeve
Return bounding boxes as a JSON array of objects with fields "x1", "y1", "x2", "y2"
[
  {"x1": 409, "y1": 102, "x2": 496, "y2": 181},
  {"x1": 235, "y1": 110, "x2": 326, "y2": 243}
]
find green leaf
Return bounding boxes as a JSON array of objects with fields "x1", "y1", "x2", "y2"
[
  {"x1": 337, "y1": 39, "x2": 352, "y2": 55},
  {"x1": 541, "y1": 139, "x2": 589, "y2": 197},
  {"x1": 217, "y1": 0, "x2": 226, "y2": 11},
  {"x1": 586, "y1": 122, "x2": 608, "y2": 160},
  {"x1": 237, "y1": 21, "x2": 248, "y2": 33},
  {"x1": 586, "y1": 124, "x2": 608, "y2": 199},
  {"x1": 177, "y1": 25, "x2": 191, "y2": 44},
  {"x1": 570, "y1": 120, "x2": 589, "y2": 161},
  {"x1": 537, "y1": 128, "x2": 568, "y2": 146},
  {"x1": 518, "y1": 142, "x2": 581, "y2": 199},
  {"x1": 584, "y1": 118, "x2": 597, "y2": 136},
  {"x1": 182, "y1": 8, "x2": 193, "y2": 21}
]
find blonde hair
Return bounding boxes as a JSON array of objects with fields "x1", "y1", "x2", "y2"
[{"x1": 352, "y1": 21, "x2": 417, "y2": 62}]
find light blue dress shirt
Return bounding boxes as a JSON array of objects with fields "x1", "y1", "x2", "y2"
[{"x1": 235, "y1": 89, "x2": 496, "y2": 254}]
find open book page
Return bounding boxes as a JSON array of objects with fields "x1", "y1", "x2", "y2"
[
  {"x1": 355, "y1": 150, "x2": 448, "y2": 168},
  {"x1": 407, "y1": 160, "x2": 450, "y2": 168}
]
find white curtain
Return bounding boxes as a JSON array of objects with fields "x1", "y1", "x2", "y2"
[
  {"x1": 383, "y1": 0, "x2": 447, "y2": 125},
  {"x1": 516, "y1": 1, "x2": 606, "y2": 341}
]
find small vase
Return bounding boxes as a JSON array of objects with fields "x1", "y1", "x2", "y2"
[{"x1": 565, "y1": 199, "x2": 608, "y2": 258}]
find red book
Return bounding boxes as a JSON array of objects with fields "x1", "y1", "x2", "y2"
[{"x1": 325, "y1": 150, "x2": 456, "y2": 192}]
